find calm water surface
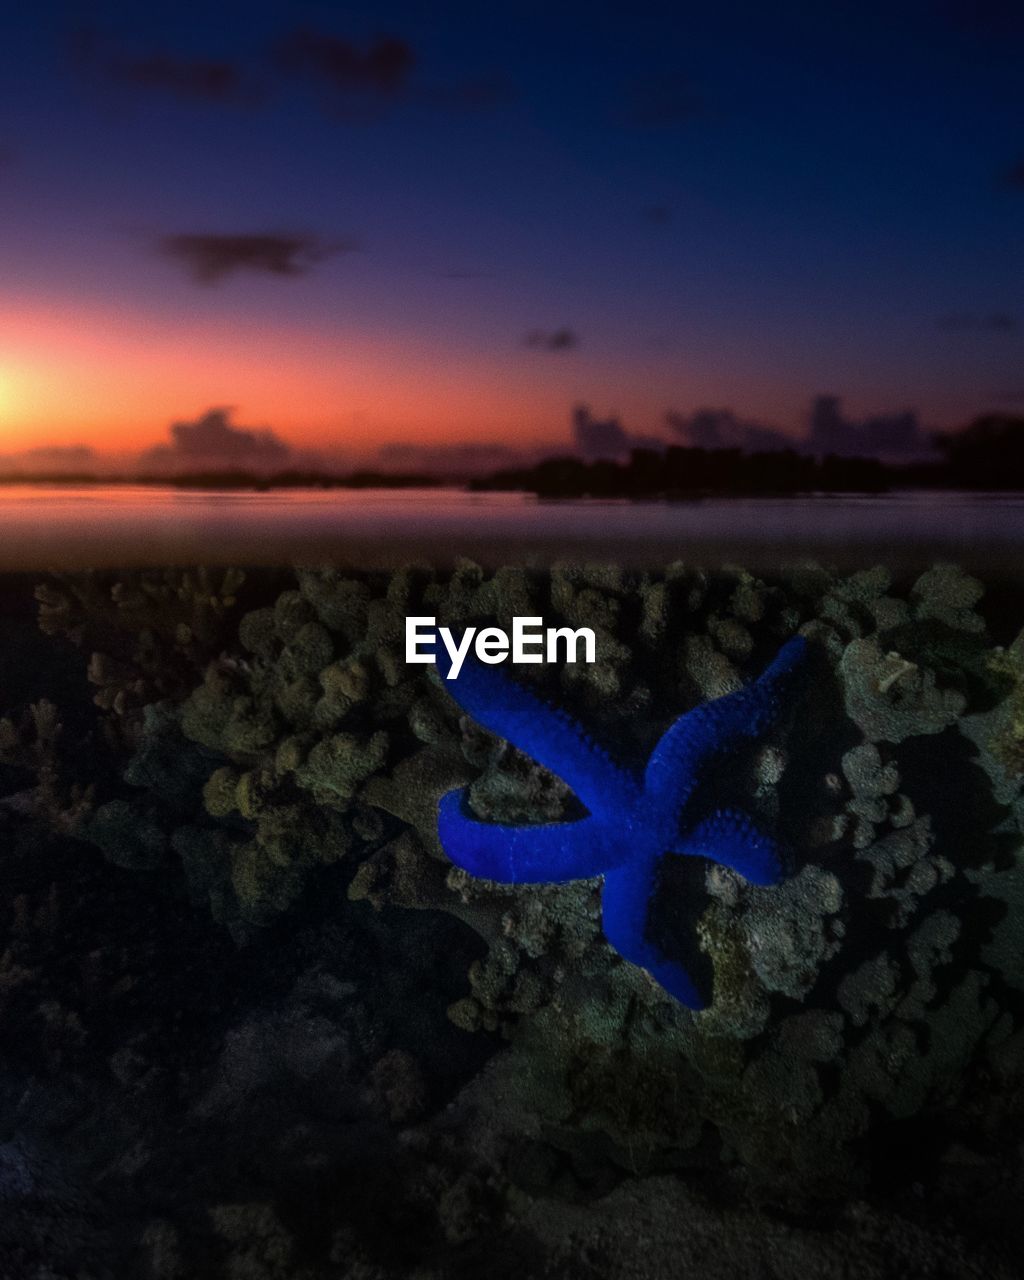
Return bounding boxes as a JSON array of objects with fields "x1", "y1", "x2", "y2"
[{"x1": 1, "y1": 485, "x2": 1022, "y2": 570}]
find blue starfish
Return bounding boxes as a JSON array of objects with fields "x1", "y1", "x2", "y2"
[{"x1": 435, "y1": 634, "x2": 809, "y2": 1008}]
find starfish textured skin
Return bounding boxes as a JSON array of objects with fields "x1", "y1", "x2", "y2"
[{"x1": 436, "y1": 634, "x2": 809, "y2": 1007}]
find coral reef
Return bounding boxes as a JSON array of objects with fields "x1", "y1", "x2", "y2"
[
  {"x1": 22, "y1": 558, "x2": 1024, "y2": 1197},
  {"x1": 34, "y1": 567, "x2": 247, "y2": 742}
]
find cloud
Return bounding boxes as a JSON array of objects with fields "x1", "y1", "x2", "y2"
[
  {"x1": 570, "y1": 405, "x2": 668, "y2": 460},
  {"x1": 107, "y1": 53, "x2": 251, "y2": 103},
  {"x1": 642, "y1": 204, "x2": 673, "y2": 225},
  {"x1": 274, "y1": 28, "x2": 415, "y2": 98},
  {"x1": 0, "y1": 444, "x2": 100, "y2": 474},
  {"x1": 524, "y1": 328, "x2": 579, "y2": 352},
  {"x1": 807, "y1": 395, "x2": 930, "y2": 460},
  {"x1": 666, "y1": 408, "x2": 792, "y2": 452},
  {"x1": 668, "y1": 397, "x2": 934, "y2": 462},
  {"x1": 157, "y1": 232, "x2": 357, "y2": 284},
  {"x1": 73, "y1": 28, "x2": 257, "y2": 105},
  {"x1": 573, "y1": 406, "x2": 633, "y2": 459},
  {"x1": 273, "y1": 26, "x2": 512, "y2": 118},
  {"x1": 626, "y1": 72, "x2": 703, "y2": 126},
  {"x1": 139, "y1": 408, "x2": 293, "y2": 472},
  {"x1": 936, "y1": 311, "x2": 1019, "y2": 332}
]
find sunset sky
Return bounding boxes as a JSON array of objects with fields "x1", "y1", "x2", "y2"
[{"x1": 1, "y1": 1, "x2": 1022, "y2": 465}]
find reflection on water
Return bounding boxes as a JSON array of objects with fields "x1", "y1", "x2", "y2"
[{"x1": 0, "y1": 484, "x2": 1022, "y2": 569}]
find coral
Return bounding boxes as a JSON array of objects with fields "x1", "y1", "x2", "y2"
[
  {"x1": 34, "y1": 568, "x2": 246, "y2": 741},
  {"x1": 911, "y1": 564, "x2": 986, "y2": 634},
  {"x1": 85, "y1": 798, "x2": 168, "y2": 870},
  {"x1": 0, "y1": 699, "x2": 93, "y2": 832},
  {"x1": 737, "y1": 864, "x2": 844, "y2": 999},
  {"x1": 987, "y1": 628, "x2": 1024, "y2": 777},
  {"x1": 840, "y1": 637, "x2": 966, "y2": 743},
  {"x1": 840, "y1": 742, "x2": 907, "y2": 849},
  {"x1": 35, "y1": 557, "x2": 1024, "y2": 1194}
]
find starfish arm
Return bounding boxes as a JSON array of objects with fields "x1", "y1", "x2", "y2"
[
  {"x1": 438, "y1": 789, "x2": 626, "y2": 884},
  {"x1": 438, "y1": 651, "x2": 641, "y2": 819},
  {"x1": 677, "y1": 807, "x2": 784, "y2": 886},
  {"x1": 601, "y1": 856, "x2": 707, "y2": 1008},
  {"x1": 644, "y1": 634, "x2": 808, "y2": 813}
]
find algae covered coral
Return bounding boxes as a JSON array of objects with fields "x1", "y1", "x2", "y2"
[{"x1": 13, "y1": 558, "x2": 1024, "y2": 1204}]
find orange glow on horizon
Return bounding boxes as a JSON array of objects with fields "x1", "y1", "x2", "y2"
[{"x1": 0, "y1": 294, "x2": 579, "y2": 459}]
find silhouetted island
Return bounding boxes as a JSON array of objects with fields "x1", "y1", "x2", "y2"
[{"x1": 472, "y1": 414, "x2": 1024, "y2": 498}]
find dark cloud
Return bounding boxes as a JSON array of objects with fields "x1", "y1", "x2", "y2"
[
  {"x1": 573, "y1": 406, "x2": 632, "y2": 460},
  {"x1": 626, "y1": 73, "x2": 703, "y2": 126},
  {"x1": 107, "y1": 53, "x2": 250, "y2": 103},
  {"x1": 668, "y1": 397, "x2": 934, "y2": 462},
  {"x1": 572, "y1": 406, "x2": 667, "y2": 460},
  {"x1": 157, "y1": 232, "x2": 357, "y2": 284},
  {"x1": 807, "y1": 395, "x2": 930, "y2": 460},
  {"x1": 643, "y1": 204, "x2": 673, "y2": 225},
  {"x1": 139, "y1": 408, "x2": 292, "y2": 472},
  {"x1": 936, "y1": 311, "x2": 1019, "y2": 332},
  {"x1": 72, "y1": 24, "x2": 510, "y2": 117},
  {"x1": 73, "y1": 28, "x2": 257, "y2": 105},
  {"x1": 273, "y1": 26, "x2": 512, "y2": 118},
  {"x1": 274, "y1": 28, "x2": 414, "y2": 97},
  {"x1": 524, "y1": 328, "x2": 579, "y2": 352},
  {"x1": 666, "y1": 408, "x2": 792, "y2": 452}
]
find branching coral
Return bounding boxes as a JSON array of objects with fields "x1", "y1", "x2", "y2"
[
  {"x1": 0, "y1": 699, "x2": 93, "y2": 832},
  {"x1": 35, "y1": 568, "x2": 246, "y2": 742}
]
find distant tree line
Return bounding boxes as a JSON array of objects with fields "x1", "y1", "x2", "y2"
[
  {"x1": 473, "y1": 414, "x2": 1024, "y2": 498},
  {"x1": 931, "y1": 416, "x2": 1024, "y2": 490}
]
